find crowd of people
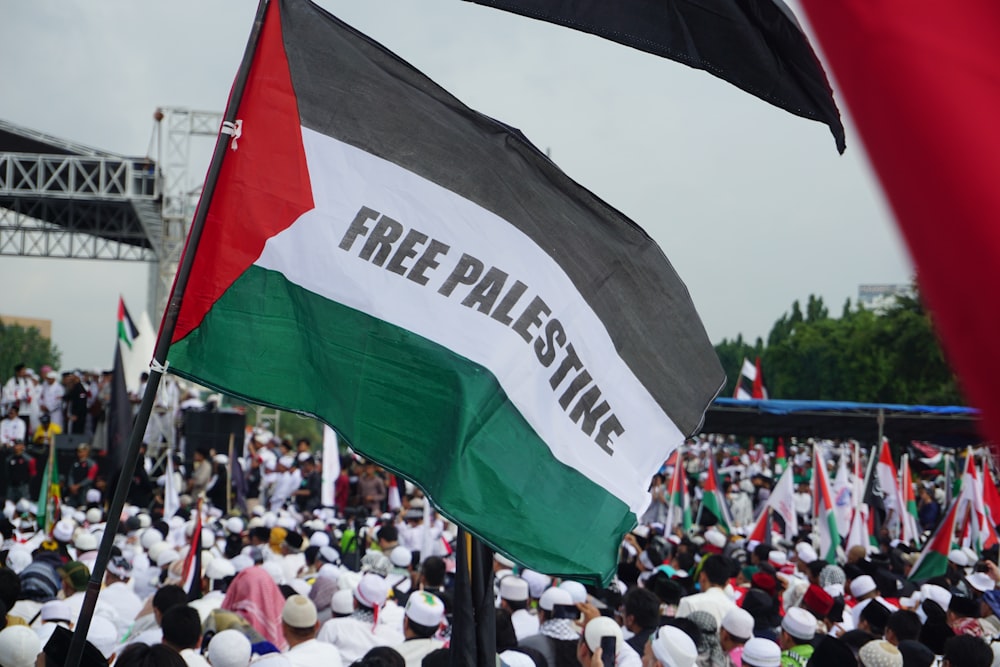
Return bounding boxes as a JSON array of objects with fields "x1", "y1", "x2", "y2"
[{"x1": 0, "y1": 361, "x2": 998, "y2": 667}]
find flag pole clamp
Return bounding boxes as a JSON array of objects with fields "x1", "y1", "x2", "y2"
[{"x1": 221, "y1": 120, "x2": 243, "y2": 151}]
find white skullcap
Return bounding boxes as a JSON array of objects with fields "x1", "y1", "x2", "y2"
[
  {"x1": 559, "y1": 580, "x2": 588, "y2": 604},
  {"x1": 156, "y1": 548, "x2": 180, "y2": 567},
  {"x1": 498, "y1": 650, "x2": 536, "y2": 667},
  {"x1": 207, "y1": 629, "x2": 252, "y2": 667},
  {"x1": 921, "y1": 584, "x2": 952, "y2": 611},
  {"x1": 85, "y1": 489, "x2": 101, "y2": 504},
  {"x1": 308, "y1": 531, "x2": 330, "y2": 548},
  {"x1": 967, "y1": 572, "x2": 996, "y2": 593},
  {"x1": 850, "y1": 575, "x2": 877, "y2": 598},
  {"x1": 741, "y1": 637, "x2": 781, "y2": 667},
  {"x1": 52, "y1": 520, "x2": 75, "y2": 543},
  {"x1": 583, "y1": 617, "x2": 622, "y2": 654},
  {"x1": 494, "y1": 553, "x2": 515, "y2": 568},
  {"x1": 40, "y1": 600, "x2": 72, "y2": 623},
  {"x1": 317, "y1": 563, "x2": 341, "y2": 582},
  {"x1": 225, "y1": 517, "x2": 245, "y2": 534},
  {"x1": 795, "y1": 542, "x2": 818, "y2": 563},
  {"x1": 781, "y1": 607, "x2": 817, "y2": 641},
  {"x1": 85, "y1": 508, "x2": 103, "y2": 524},
  {"x1": 389, "y1": 546, "x2": 412, "y2": 568},
  {"x1": 318, "y1": 545, "x2": 341, "y2": 565},
  {"x1": 331, "y1": 588, "x2": 355, "y2": 616},
  {"x1": 0, "y1": 626, "x2": 41, "y2": 667},
  {"x1": 520, "y1": 570, "x2": 552, "y2": 599},
  {"x1": 282, "y1": 595, "x2": 318, "y2": 628},
  {"x1": 405, "y1": 592, "x2": 446, "y2": 627},
  {"x1": 141, "y1": 528, "x2": 164, "y2": 550},
  {"x1": 499, "y1": 576, "x2": 530, "y2": 602},
  {"x1": 538, "y1": 586, "x2": 573, "y2": 612},
  {"x1": 354, "y1": 573, "x2": 389, "y2": 609},
  {"x1": 230, "y1": 555, "x2": 254, "y2": 573},
  {"x1": 857, "y1": 640, "x2": 903, "y2": 667},
  {"x1": 277, "y1": 515, "x2": 297, "y2": 531},
  {"x1": 4, "y1": 548, "x2": 31, "y2": 575},
  {"x1": 721, "y1": 607, "x2": 755, "y2": 641},
  {"x1": 207, "y1": 558, "x2": 236, "y2": 580},
  {"x1": 73, "y1": 532, "x2": 98, "y2": 552},
  {"x1": 649, "y1": 625, "x2": 698, "y2": 667},
  {"x1": 948, "y1": 549, "x2": 969, "y2": 567},
  {"x1": 261, "y1": 561, "x2": 284, "y2": 585},
  {"x1": 767, "y1": 551, "x2": 788, "y2": 567},
  {"x1": 705, "y1": 528, "x2": 727, "y2": 548}
]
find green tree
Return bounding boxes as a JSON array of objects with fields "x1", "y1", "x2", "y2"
[
  {"x1": 0, "y1": 319, "x2": 61, "y2": 381},
  {"x1": 714, "y1": 333, "x2": 764, "y2": 397}
]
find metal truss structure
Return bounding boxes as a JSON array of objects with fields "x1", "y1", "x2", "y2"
[{"x1": 0, "y1": 110, "x2": 223, "y2": 323}]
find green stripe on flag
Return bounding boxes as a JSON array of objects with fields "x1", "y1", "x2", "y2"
[{"x1": 169, "y1": 265, "x2": 635, "y2": 581}]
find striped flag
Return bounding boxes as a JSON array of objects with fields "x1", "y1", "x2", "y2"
[
  {"x1": 163, "y1": 0, "x2": 723, "y2": 583},
  {"x1": 812, "y1": 448, "x2": 840, "y2": 563},
  {"x1": 845, "y1": 442, "x2": 871, "y2": 550},
  {"x1": 181, "y1": 499, "x2": 203, "y2": 601},
  {"x1": 117, "y1": 297, "x2": 139, "y2": 350},
  {"x1": 665, "y1": 452, "x2": 692, "y2": 534},
  {"x1": 747, "y1": 506, "x2": 771, "y2": 546},
  {"x1": 700, "y1": 456, "x2": 734, "y2": 533},
  {"x1": 899, "y1": 454, "x2": 921, "y2": 548},
  {"x1": 766, "y1": 466, "x2": 798, "y2": 541},
  {"x1": 36, "y1": 439, "x2": 61, "y2": 535},
  {"x1": 775, "y1": 438, "x2": 787, "y2": 476},
  {"x1": 909, "y1": 496, "x2": 960, "y2": 582},
  {"x1": 875, "y1": 438, "x2": 904, "y2": 526},
  {"x1": 982, "y1": 463, "x2": 1000, "y2": 531},
  {"x1": 387, "y1": 475, "x2": 402, "y2": 512}
]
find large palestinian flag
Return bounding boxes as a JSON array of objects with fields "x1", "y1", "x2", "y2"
[{"x1": 165, "y1": 0, "x2": 723, "y2": 583}]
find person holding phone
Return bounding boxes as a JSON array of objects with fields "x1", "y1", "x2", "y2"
[{"x1": 576, "y1": 616, "x2": 644, "y2": 667}]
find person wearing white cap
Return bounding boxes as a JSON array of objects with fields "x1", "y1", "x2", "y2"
[
  {"x1": 857, "y1": 639, "x2": 903, "y2": 667},
  {"x1": 498, "y1": 576, "x2": 538, "y2": 642},
  {"x1": 741, "y1": 637, "x2": 781, "y2": 667},
  {"x1": 576, "y1": 616, "x2": 642, "y2": 667},
  {"x1": 316, "y1": 573, "x2": 402, "y2": 663},
  {"x1": 281, "y1": 594, "x2": 344, "y2": 667},
  {"x1": 720, "y1": 607, "x2": 755, "y2": 665},
  {"x1": 207, "y1": 629, "x2": 253, "y2": 667},
  {"x1": 393, "y1": 592, "x2": 446, "y2": 667},
  {"x1": 39, "y1": 369, "x2": 65, "y2": 430},
  {"x1": 190, "y1": 558, "x2": 237, "y2": 624},
  {"x1": 386, "y1": 546, "x2": 414, "y2": 599},
  {"x1": 850, "y1": 575, "x2": 898, "y2": 629},
  {"x1": 518, "y1": 586, "x2": 577, "y2": 667},
  {"x1": 675, "y1": 555, "x2": 737, "y2": 625},
  {"x1": 643, "y1": 624, "x2": 698, "y2": 667},
  {"x1": 99, "y1": 555, "x2": 143, "y2": 636},
  {"x1": 778, "y1": 607, "x2": 816, "y2": 666},
  {"x1": 793, "y1": 543, "x2": 818, "y2": 573},
  {"x1": 0, "y1": 625, "x2": 41, "y2": 667}
]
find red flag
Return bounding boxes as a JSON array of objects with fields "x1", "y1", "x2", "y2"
[
  {"x1": 983, "y1": 464, "x2": 1000, "y2": 529},
  {"x1": 799, "y1": 0, "x2": 1000, "y2": 443},
  {"x1": 751, "y1": 357, "x2": 767, "y2": 399}
]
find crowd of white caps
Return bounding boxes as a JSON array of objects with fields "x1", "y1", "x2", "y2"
[{"x1": 0, "y1": 440, "x2": 998, "y2": 667}]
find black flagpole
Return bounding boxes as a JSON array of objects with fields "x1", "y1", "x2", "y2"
[
  {"x1": 450, "y1": 527, "x2": 496, "y2": 667},
  {"x1": 64, "y1": 2, "x2": 271, "y2": 665}
]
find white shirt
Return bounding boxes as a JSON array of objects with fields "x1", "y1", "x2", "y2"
[
  {"x1": 394, "y1": 638, "x2": 444, "y2": 667},
  {"x1": 675, "y1": 586, "x2": 737, "y2": 626},
  {"x1": 317, "y1": 615, "x2": 403, "y2": 664},
  {"x1": 0, "y1": 417, "x2": 26, "y2": 446},
  {"x1": 286, "y1": 638, "x2": 345, "y2": 667},
  {"x1": 99, "y1": 581, "x2": 144, "y2": 634},
  {"x1": 510, "y1": 608, "x2": 539, "y2": 642},
  {"x1": 40, "y1": 381, "x2": 65, "y2": 426},
  {"x1": 180, "y1": 647, "x2": 212, "y2": 667}
]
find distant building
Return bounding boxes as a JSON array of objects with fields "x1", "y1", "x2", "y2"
[
  {"x1": 0, "y1": 314, "x2": 53, "y2": 339},
  {"x1": 857, "y1": 284, "x2": 913, "y2": 313}
]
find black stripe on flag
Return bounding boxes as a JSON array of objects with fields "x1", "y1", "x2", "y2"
[{"x1": 279, "y1": 0, "x2": 725, "y2": 436}]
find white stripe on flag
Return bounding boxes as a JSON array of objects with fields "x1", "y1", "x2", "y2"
[
  {"x1": 255, "y1": 127, "x2": 685, "y2": 516},
  {"x1": 740, "y1": 358, "x2": 757, "y2": 381},
  {"x1": 322, "y1": 425, "x2": 339, "y2": 508}
]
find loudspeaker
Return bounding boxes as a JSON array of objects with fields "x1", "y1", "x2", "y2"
[{"x1": 182, "y1": 409, "x2": 246, "y2": 462}]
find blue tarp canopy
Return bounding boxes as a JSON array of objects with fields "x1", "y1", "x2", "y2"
[{"x1": 703, "y1": 398, "x2": 982, "y2": 447}]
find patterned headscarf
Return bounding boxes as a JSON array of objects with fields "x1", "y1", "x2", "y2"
[{"x1": 221, "y1": 566, "x2": 288, "y2": 650}]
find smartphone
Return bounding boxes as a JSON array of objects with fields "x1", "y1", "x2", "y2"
[{"x1": 600, "y1": 635, "x2": 616, "y2": 667}]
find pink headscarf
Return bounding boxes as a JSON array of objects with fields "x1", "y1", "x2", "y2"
[{"x1": 221, "y1": 566, "x2": 288, "y2": 649}]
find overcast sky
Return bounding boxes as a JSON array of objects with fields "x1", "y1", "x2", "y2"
[{"x1": 0, "y1": 0, "x2": 912, "y2": 373}]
